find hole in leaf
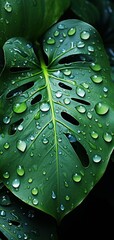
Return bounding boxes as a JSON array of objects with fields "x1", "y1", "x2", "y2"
[
  {"x1": 61, "y1": 112, "x2": 79, "y2": 125},
  {"x1": 0, "y1": 231, "x2": 8, "y2": 240},
  {"x1": 10, "y1": 66, "x2": 30, "y2": 72},
  {"x1": 8, "y1": 220, "x2": 20, "y2": 226},
  {"x1": 65, "y1": 133, "x2": 89, "y2": 167},
  {"x1": 31, "y1": 94, "x2": 42, "y2": 105},
  {"x1": 8, "y1": 119, "x2": 23, "y2": 135},
  {"x1": 59, "y1": 82, "x2": 72, "y2": 90},
  {"x1": 59, "y1": 54, "x2": 93, "y2": 64},
  {"x1": 6, "y1": 82, "x2": 34, "y2": 99},
  {"x1": 72, "y1": 98, "x2": 90, "y2": 105}
]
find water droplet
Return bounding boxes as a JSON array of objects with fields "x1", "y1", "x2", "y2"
[
  {"x1": 52, "y1": 191, "x2": 56, "y2": 199},
  {"x1": 31, "y1": 187, "x2": 38, "y2": 196},
  {"x1": 60, "y1": 204, "x2": 65, "y2": 211},
  {"x1": 42, "y1": 138, "x2": 49, "y2": 144},
  {"x1": 103, "y1": 132, "x2": 112, "y2": 142},
  {"x1": 65, "y1": 195, "x2": 70, "y2": 201},
  {"x1": 47, "y1": 37, "x2": 55, "y2": 45},
  {"x1": 63, "y1": 98, "x2": 71, "y2": 105},
  {"x1": 88, "y1": 45, "x2": 94, "y2": 52},
  {"x1": 63, "y1": 69, "x2": 71, "y2": 76},
  {"x1": 40, "y1": 102, "x2": 50, "y2": 112},
  {"x1": 76, "y1": 87, "x2": 86, "y2": 97},
  {"x1": 54, "y1": 30, "x2": 60, "y2": 37},
  {"x1": 73, "y1": 173, "x2": 82, "y2": 182},
  {"x1": 82, "y1": 83, "x2": 89, "y2": 89},
  {"x1": 76, "y1": 105, "x2": 86, "y2": 113},
  {"x1": 91, "y1": 75, "x2": 103, "y2": 83},
  {"x1": 18, "y1": 124, "x2": 24, "y2": 131},
  {"x1": 4, "y1": 1, "x2": 12, "y2": 12},
  {"x1": 56, "y1": 91, "x2": 62, "y2": 98},
  {"x1": 68, "y1": 27, "x2": 76, "y2": 36},
  {"x1": 34, "y1": 111, "x2": 40, "y2": 120},
  {"x1": 32, "y1": 198, "x2": 38, "y2": 205},
  {"x1": 80, "y1": 31, "x2": 90, "y2": 40},
  {"x1": 3, "y1": 171, "x2": 10, "y2": 179},
  {"x1": 91, "y1": 131, "x2": 99, "y2": 139},
  {"x1": 67, "y1": 134, "x2": 76, "y2": 142},
  {"x1": 16, "y1": 140, "x2": 27, "y2": 152},
  {"x1": 17, "y1": 165, "x2": 25, "y2": 176},
  {"x1": 90, "y1": 63, "x2": 102, "y2": 71},
  {"x1": 0, "y1": 210, "x2": 6, "y2": 217},
  {"x1": 28, "y1": 178, "x2": 33, "y2": 183},
  {"x1": 57, "y1": 24, "x2": 65, "y2": 30},
  {"x1": 13, "y1": 102, "x2": 27, "y2": 113},
  {"x1": 3, "y1": 116, "x2": 10, "y2": 124},
  {"x1": 87, "y1": 112, "x2": 92, "y2": 119},
  {"x1": 77, "y1": 41, "x2": 85, "y2": 48},
  {"x1": 12, "y1": 179, "x2": 20, "y2": 188},
  {"x1": 4, "y1": 142, "x2": 10, "y2": 149},
  {"x1": 93, "y1": 154, "x2": 102, "y2": 163},
  {"x1": 95, "y1": 102, "x2": 109, "y2": 115},
  {"x1": 0, "y1": 195, "x2": 11, "y2": 206}
]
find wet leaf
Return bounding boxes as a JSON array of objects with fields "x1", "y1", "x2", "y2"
[
  {"x1": 0, "y1": 19, "x2": 114, "y2": 222},
  {"x1": 0, "y1": 185, "x2": 58, "y2": 239}
]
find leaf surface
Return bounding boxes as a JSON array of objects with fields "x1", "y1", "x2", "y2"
[{"x1": 0, "y1": 19, "x2": 114, "y2": 222}]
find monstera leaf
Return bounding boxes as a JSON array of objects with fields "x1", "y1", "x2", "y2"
[
  {"x1": 0, "y1": 19, "x2": 114, "y2": 222},
  {"x1": 0, "y1": 185, "x2": 58, "y2": 239},
  {"x1": 0, "y1": 0, "x2": 70, "y2": 47}
]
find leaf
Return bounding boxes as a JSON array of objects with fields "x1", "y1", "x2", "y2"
[
  {"x1": 0, "y1": 19, "x2": 114, "y2": 222},
  {"x1": 0, "y1": 0, "x2": 70, "y2": 47},
  {"x1": 0, "y1": 185, "x2": 58, "y2": 239}
]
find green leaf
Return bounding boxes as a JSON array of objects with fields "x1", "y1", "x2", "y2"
[
  {"x1": 0, "y1": 19, "x2": 114, "y2": 222},
  {"x1": 0, "y1": 0, "x2": 70, "y2": 47},
  {"x1": 0, "y1": 185, "x2": 58, "y2": 239}
]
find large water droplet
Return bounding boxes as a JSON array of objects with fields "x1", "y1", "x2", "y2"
[
  {"x1": 103, "y1": 132, "x2": 112, "y2": 142},
  {"x1": 17, "y1": 165, "x2": 25, "y2": 176},
  {"x1": 95, "y1": 102, "x2": 109, "y2": 115},
  {"x1": 40, "y1": 102, "x2": 50, "y2": 112},
  {"x1": 80, "y1": 31, "x2": 90, "y2": 40},
  {"x1": 12, "y1": 178, "x2": 20, "y2": 188},
  {"x1": 13, "y1": 102, "x2": 27, "y2": 113},
  {"x1": 91, "y1": 75, "x2": 103, "y2": 83},
  {"x1": 68, "y1": 27, "x2": 76, "y2": 36},
  {"x1": 73, "y1": 173, "x2": 82, "y2": 182},
  {"x1": 90, "y1": 63, "x2": 102, "y2": 71},
  {"x1": 4, "y1": 1, "x2": 12, "y2": 12},
  {"x1": 76, "y1": 87, "x2": 86, "y2": 97},
  {"x1": 16, "y1": 140, "x2": 27, "y2": 152},
  {"x1": 91, "y1": 131, "x2": 99, "y2": 139},
  {"x1": 93, "y1": 154, "x2": 102, "y2": 163}
]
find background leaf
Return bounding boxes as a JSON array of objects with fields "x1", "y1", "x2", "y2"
[{"x1": 0, "y1": 19, "x2": 114, "y2": 222}]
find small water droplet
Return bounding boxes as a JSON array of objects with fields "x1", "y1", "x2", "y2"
[
  {"x1": 67, "y1": 134, "x2": 76, "y2": 142},
  {"x1": 91, "y1": 75, "x2": 103, "y2": 83},
  {"x1": 42, "y1": 138, "x2": 49, "y2": 144},
  {"x1": 17, "y1": 165, "x2": 25, "y2": 176},
  {"x1": 80, "y1": 30, "x2": 90, "y2": 40},
  {"x1": 63, "y1": 98, "x2": 71, "y2": 105},
  {"x1": 56, "y1": 91, "x2": 62, "y2": 98},
  {"x1": 0, "y1": 210, "x2": 6, "y2": 217},
  {"x1": 76, "y1": 87, "x2": 86, "y2": 97},
  {"x1": 88, "y1": 45, "x2": 94, "y2": 52},
  {"x1": 77, "y1": 41, "x2": 85, "y2": 48},
  {"x1": 54, "y1": 30, "x2": 60, "y2": 37},
  {"x1": 3, "y1": 116, "x2": 10, "y2": 124},
  {"x1": 68, "y1": 27, "x2": 76, "y2": 36},
  {"x1": 65, "y1": 195, "x2": 70, "y2": 201},
  {"x1": 52, "y1": 191, "x2": 56, "y2": 199},
  {"x1": 34, "y1": 111, "x2": 40, "y2": 120},
  {"x1": 93, "y1": 154, "x2": 102, "y2": 163},
  {"x1": 60, "y1": 204, "x2": 65, "y2": 211},
  {"x1": 13, "y1": 102, "x2": 27, "y2": 113},
  {"x1": 3, "y1": 171, "x2": 10, "y2": 179},
  {"x1": 16, "y1": 140, "x2": 27, "y2": 152},
  {"x1": 31, "y1": 187, "x2": 39, "y2": 196},
  {"x1": 63, "y1": 69, "x2": 71, "y2": 76},
  {"x1": 95, "y1": 102, "x2": 109, "y2": 115},
  {"x1": 32, "y1": 198, "x2": 38, "y2": 205},
  {"x1": 90, "y1": 63, "x2": 102, "y2": 71},
  {"x1": 76, "y1": 105, "x2": 86, "y2": 113},
  {"x1": 57, "y1": 24, "x2": 65, "y2": 30},
  {"x1": 0, "y1": 195, "x2": 11, "y2": 206},
  {"x1": 91, "y1": 131, "x2": 99, "y2": 139},
  {"x1": 103, "y1": 132, "x2": 112, "y2": 142},
  {"x1": 47, "y1": 37, "x2": 55, "y2": 45},
  {"x1": 12, "y1": 179, "x2": 20, "y2": 188},
  {"x1": 18, "y1": 124, "x2": 24, "y2": 131},
  {"x1": 4, "y1": 142, "x2": 10, "y2": 149},
  {"x1": 73, "y1": 173, "x2": 82, "y2": 182},
  {"x1": 87, "y1": 112, "x2": 92, "y2": 119},
  {"x1": 28, "y1": 178, "x2": 33, "y2": 183},
  {"x1": 40, "y1": 102, "x2": 50, "y2": 112},
  {"x1": 4, "y1": 1, "x2": 12, "y2": 12}
]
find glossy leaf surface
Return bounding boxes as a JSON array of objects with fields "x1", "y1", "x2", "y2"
[{"x1": 0, "y1": 19, "x2": 114, "y2": 222}]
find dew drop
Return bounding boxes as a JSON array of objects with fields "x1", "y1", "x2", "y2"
[
  {"x1": 68, "y1": 27, "x2": 76, "y2": 36},
  {"x1": 60, "y1": 204, "x2": 65, "y2": 211},
  {"x1": 31, "y1": 187, "x2": 39, "y2": 196},
  {"x1": 16, "y1": 165, "x2": 25, "y2": 176},
  {"x1": 73, "y1": 173, "x2": 82, "y2": 182},
  {"x1": 77, "y1": 41, "x2": 85, "y2": 48},
  {"x1": 42, "y1": 138, "x2": 49, "y2": 144},
  {"x1": 87, "y1": 112, "x2": 92, "y2": 119},
  {"x1": 91, "y1": 131, "x2": 99, "y2": 139},
  {"x1": 80, "y1": 31, "x2": 90, "y2": 40},
  {"x1": 56, "y1": 91, "x2": 62, "y2": 98},
  {"x1": 63, "y1": 98, "x2": 71, "y2": 105},
  {"x1": 12, "y1": 179, "x2": 20, "y2": 188},
  {"x1": 3, "y1": 171, "x2": 10, "y2": 179},
  {"x1": 91, "y1": 75, "x2": 103, "y2": 83},
  {"x1": 34, "y1": 111, "x2": 40, "y2": 120},
  {"x1": 76, "y1": 87, "x2": 86, "y2": 97},
  {"x1": 103, "y1": 132, "x2": 112, "y2": 142},
  {"x1": 54, "y1": 30, "x2": 60, "y2": 37},
  {"x1": 18, "y1": 124, "x2": 24, "y2": 131},
  {"x1": 13, "y1": 102, "x2": 27, "y2": 113},
  {"x1": 3, "y1": 116, "x2": 10, "y2": 124},
  {"x1": 28, "y1": 178, "x2": 33, "y2": 183},
  {"x1": 0, "y1": 210, "x2": 6, "y2": 217},
  {"x1": 90, "y1": 63, "x2": 102, "y2": 71},
  {"x1": 57, "y1": 24, "x2": 65, "y2": 30},
  {"x1": 16, "y1": 140, "x2": 27, "y2": 152},
  {"x1": 65, "y1": 195, "x2": 70, "y2": 201},
  {"x1": 4, "y1": 1, "x2": 12, "y2": 12},
  {"x1": 95, "y1": 102, "x2": 109, "y2": 115},
  {"x1": 93, "y1": 154, "x2": 102, "y2": 163},
  {"x1": 52, "y1": 191, "x2": 56, "y2": 199},
  {"x1": 63, "y1": 69, "x2": 71, "y2": 76},
  {"x1": 88, "y1": 45, "x2": 94, "y2": 52},
  {"x1": 40, "y1": 102, "x2": 50, "y2": 112},
  {"x1": 32, "y1": 198, "x2": 38, "y2": 205},
  {"x1": 76, "y1": 105, "x2": 86, "y2": 113},
  {"x1": 47, "y1": 37, "x2": 55, "y2": 45},
  {"x1": 4, "y1": 142, "x2": 10, "y2": 149}
]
